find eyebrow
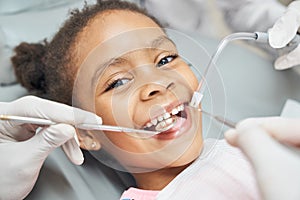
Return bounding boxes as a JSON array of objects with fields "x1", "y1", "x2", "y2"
[
  {"x1": 92, "y1": 35, "x2": 176, "y2": 85},
  {"x1": 100, "y1": 35, "x2": 176, "y2": 68},
  {"x1": 92, "y1": 57, "x2": 126, "y2": 86},
  {"x1": 150, "y1": 35, "x2": 176, "y2": 49}
]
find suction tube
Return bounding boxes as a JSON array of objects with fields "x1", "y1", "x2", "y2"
[
  {"x1": 190, "y1": 32, "x2": 257, "y2": 108},
  {"x1": 190, "y1": 32, "x2": 300, "y2": 108}
]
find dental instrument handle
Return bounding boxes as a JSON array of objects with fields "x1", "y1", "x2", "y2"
[
  {"x1": 0, "y1": 115, "x2": 56, "y2": 126},
  {"x1": 255, "y1": 32, "x2": 300, "y2": 51},
  {"x1": 213, "y1": 115, "x2": 236, "y2": 128},
  {"x1": 76, "y1": 124, "x2": 159, "y2": 135},
  {"x1": 255, "y1": 32, "x2": 300, "y2": 45},
  {"x1": 0, "y1": 115, "x2": 158, "y2": 135},
  {"x1": 199, "y1": 109, "x2": 236, "y2": 128}
]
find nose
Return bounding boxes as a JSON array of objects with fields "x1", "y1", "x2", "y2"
[{"x1": 140, "y1": 82, "x2": 175, "y2": 101}]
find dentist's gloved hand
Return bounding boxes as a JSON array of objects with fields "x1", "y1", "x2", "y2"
[
  {"x1": 0, "y1": 96, "x2": 102, "y2": 200},
  {"x1": 225, "y1": 117, "x2": 300, "y2": 200},
  {"x1": 268, "y1": 0, "x2": 300, "y2": 70}
]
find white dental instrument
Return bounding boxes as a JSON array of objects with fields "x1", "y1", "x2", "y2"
[
  {"x1": 0, "y1": 114, "x2": 159, "y2": 136},
  {"x1": 189, "y1": 32, "x2": 300, "y2": 108}
]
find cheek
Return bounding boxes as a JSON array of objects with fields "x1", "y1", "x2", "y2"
[
  {"x1": 95, "y1": 92, "x2": 135, "y2": 127},
  {"x1": 177, "y1": 66, "x2": 198, "y2": 91},
  {"x1": 95, "y1": 95, "x2": 116, "y2": 125},
  {"x1": 94, "y1": 95, "x2": 139, "y2": 152}
]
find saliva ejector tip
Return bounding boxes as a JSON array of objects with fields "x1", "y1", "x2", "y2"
[{"x1": 190, "y1": 91, "x2": 204, "y2": 108}]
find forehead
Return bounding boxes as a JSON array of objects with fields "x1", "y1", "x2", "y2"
[{"x1": 75, "y1": 10, "x2": 163, "y2": 65}]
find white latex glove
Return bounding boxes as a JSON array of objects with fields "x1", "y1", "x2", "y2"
[
  {"x1": 0, "y1": 96, "x2": 102, "y2": 200},
  {"x1": 225, "y1": 117, "x2": 300, "y2": 200},
  {"x1": 268, "y1": 0, "x2": 300, "y2": 70}
]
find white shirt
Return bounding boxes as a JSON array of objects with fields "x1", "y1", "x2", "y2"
[{"x1": 157, "y1": 139, "x2": 261, "y2": 200}]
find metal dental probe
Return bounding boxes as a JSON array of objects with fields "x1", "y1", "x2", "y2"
[
  {"x1": 0, "y1": 115, "x2": 159, "y2": 135},
  {"x1": 198, "y1": 109, "x2": 236, "y2": 128}
]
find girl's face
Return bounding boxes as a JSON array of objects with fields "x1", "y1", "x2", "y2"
[{"x1": 75, "y1": 10, "x2": 203, "y2": 172}]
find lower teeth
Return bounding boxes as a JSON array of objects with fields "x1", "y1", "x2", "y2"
[{"x1": 155, "y1": 118, "x2": 177, "y2": 132}]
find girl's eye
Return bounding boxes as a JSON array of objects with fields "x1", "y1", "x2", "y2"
[
  {"x1": 157, "y1": 54, "x2": 178, "y2": 67},
  {"x1": 105, "y1": 78, "x2": 131, "y2": 92}
]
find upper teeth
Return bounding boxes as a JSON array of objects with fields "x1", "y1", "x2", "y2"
[{"x1": 145, "y1": 104, "x2": 184, "y2": 128}]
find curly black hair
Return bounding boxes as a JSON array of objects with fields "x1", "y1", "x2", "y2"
[{"x1": 12, "y1": 0, "x2": 162, "y2": 105}]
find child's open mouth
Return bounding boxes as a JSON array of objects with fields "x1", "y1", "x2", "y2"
[{"x1": 143, "y1": 103, "x2": 188, "y2": 139}]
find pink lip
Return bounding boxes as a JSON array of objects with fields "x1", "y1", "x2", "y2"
[{"x1": 153, "y1": 106, "x2": 191, "y2": 140}]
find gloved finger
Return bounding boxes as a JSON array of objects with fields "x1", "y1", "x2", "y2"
[
  {"x1": 2, "y1": 96, "x2": 102, "y2": 125},
  {"x1": 0, "y1": 122, "x2": 25, "y2": 142},
  {"x1": 226, "y1": 125, "x2": 300, "y2": 200},
  {"x1": 274, "y1": 44, "x2": 300, "y2": 70},
  {"x1": 228, "y1": 126, "x2": 285, "y2": 164},
  {"x1": 268, "y1": 1, "x2": 300, "y2": 48},
  {"x1": 225, "y1": 124, "x2": 300, "y2": 175},
  {"x1": 61, "y1": 135, "x2": 84, "y2": 165},
  {"x1": 224, "y1": 117, "x2": 277, "y2": 146},
  {"x1": 224, "y1": 129, "x2": 239, "y2": 147},
  {"x1": 0, "y1": 123, "x2": 32, "y2": 143},
  {"x1": 26, "y1": 123, "x2": 77, "y2": 161},
  {"x1": 225, "y1": 117, "x2": 300, "y2": 146},
  {"x1": 259, "y1": 118, "x2": 300, "y2": 146},
  {"x1": 1, "y1": 121, "x2": 44, "y2": 142}
]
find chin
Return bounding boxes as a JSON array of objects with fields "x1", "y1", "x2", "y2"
[
  {"x1": 167, "y1": 106, "x2": 203, "y2": 167},
  {"x1": 169, "y1": 136, "x2": 203, "y2": 168}
]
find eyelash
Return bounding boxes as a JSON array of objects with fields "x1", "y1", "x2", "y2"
[
  {"x1": 104, "y1": 78, "x2": 131, "y2": 92},
  {"x1": 157, "y1": 54, "x2": 178, "y2": 67},
  {"x1": 104, "y1": 53, "x2": 179, "y2": 92}
]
